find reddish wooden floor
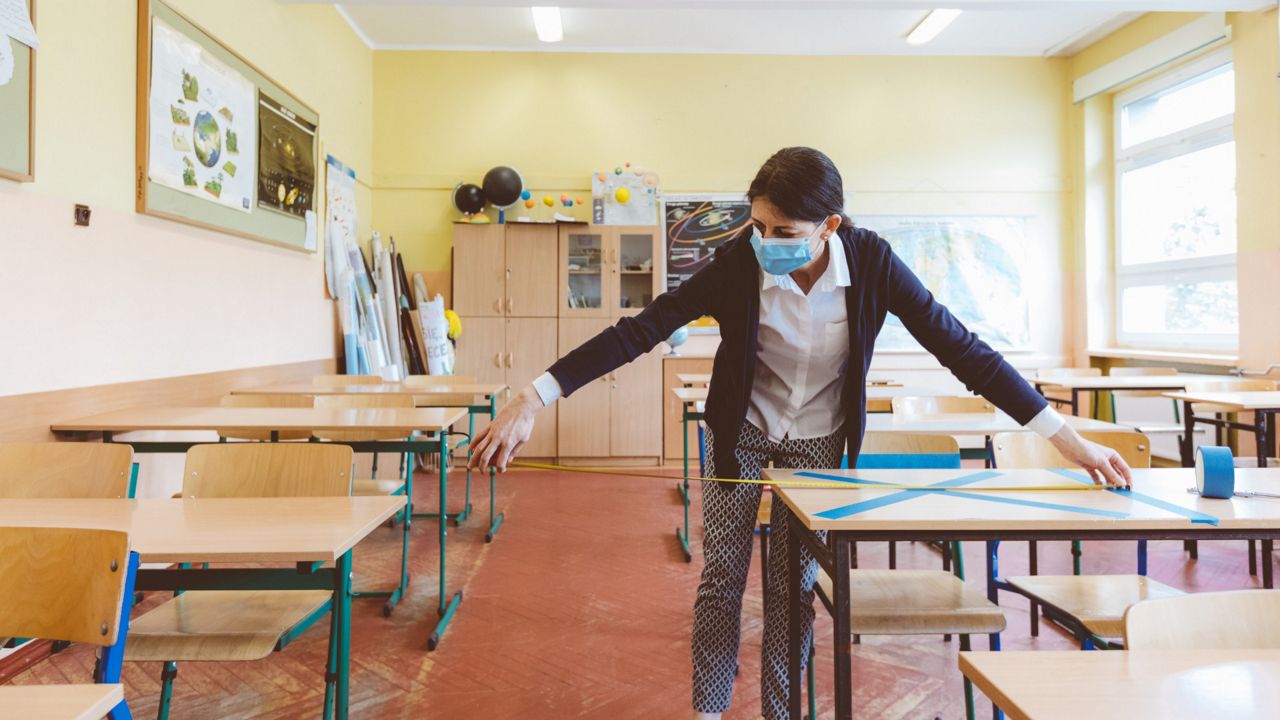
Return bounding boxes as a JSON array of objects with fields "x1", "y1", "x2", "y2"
[{"x1": 9, "y1": 464, "x2": 1272, "y2": 718}]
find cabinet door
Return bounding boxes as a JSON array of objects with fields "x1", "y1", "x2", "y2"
[
  {"x1": 452, "y1": 316, "x2": 506, "y2": 438},
  {"x1": 505, "y1": 224, "x2": 558, "y2": 318},
  {"x1": 559, "y1": 226, "x2": 609, "y2": 319},
  {"x1": 505, "y1": 317, "x2": 558, "y2": 457},
  {"x1": 613, "y1": 226, "x2": 662, "y2": 319},
  {"x1": 610, "y1": 348, "x2": 663, "y2": 458},
  {"x1": 453, "y1": 224, "x2": 506, "y2": 317},
  {"x1": 557, "y1": 318, "x2": 612, "y2": 457}
]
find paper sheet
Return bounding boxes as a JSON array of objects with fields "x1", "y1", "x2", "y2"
[
  {"x1": 0, "y1": 0, "x2": 37, "y2": 49},
  {"x1": 304, "y1": 210, "x2": 317, "y2": 251},
  {"x1": 0, "y1": 36, "x2": 12, "y2": 87}
]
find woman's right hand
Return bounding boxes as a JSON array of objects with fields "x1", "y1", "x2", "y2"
[{"x1": 468, "y1": 385, "x2": 543, "y2": 472}]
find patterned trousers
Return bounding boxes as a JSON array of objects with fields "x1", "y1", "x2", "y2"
[{"x1": 691, "y1": 421, "x2": 844, "y2": 718}]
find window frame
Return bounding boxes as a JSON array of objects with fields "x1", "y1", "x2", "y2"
[{"x1": 1112, "y1": 49, "x2": 1237, "y2": 352}]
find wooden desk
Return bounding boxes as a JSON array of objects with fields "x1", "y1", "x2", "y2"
[
  {"x1": 0, "y1": 684, "x2": 125, "y2": 720},
  {"x1": 676, "y1": 372, "x2": 711, "y2": 387},
  {"x1": 959, "y1": 649, "x2": 1280, "y2": 720},
  {"x1": 865, "y1": 412, "x2": 1125, "y2": 436},
  {"x1": 235, "y1": 382, "x2": 510, "y2": 538},
  {"x1": 1035, "y1": 373, "x2": 1243, "y2": 417},
  {"x1": 0, "y1": 496, "x2": 404, "y2": 720},
  {"x1": 766, "y1": 467, "x2": 1280, "y2": 720},
  {"x1": 51, "y1": 406, "x2": 468, "y2": 652},
  {"x1": 1166, "y1": 391, "x2": 1280, "y2": 467}
]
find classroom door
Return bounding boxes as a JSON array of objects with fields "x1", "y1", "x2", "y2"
[
  {"x1": 506, "y1": 317, "x2": 558, "y2": 457},
  {"x1": 557, "y1": 318, "x2": 612, "y2": 458},
  {"x1": 610, "y1": 348, "x2": 662, "y2": 458},
  {"x1": 453, "y1": 224, "x2": 506, "y2": 317},
  {"x1": 505, "y1": 224, "x2": 558, "y2": 318}
]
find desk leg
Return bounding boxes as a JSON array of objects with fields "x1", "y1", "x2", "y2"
[
  {"x1": 786, "y1": 515, "x2": 803, "y2": 720},
  {"x1": 1257, "y1": 412, "x2": 1270, "y2": 469},
  {"x1": 457, "y1": 411, "x2": 475, "y2": 525},
  {"x1": 832, "y1": 536, "x2": 853, "y2": 720},
  {"x1": 429, "y1": 432, "x2": 464, "y2": 651},
  {"x1": 984, "y1": 541, "x2": 1004, "y2": 720},
  {"x1": 1070, "y1": 389, "x2": 1079, "y2": 417},
  {"x1": 336, "y1": 550, "x2": 352, "y2": 719},
  {"x1": 486, "y1": 398, "x2": 505, "y2": 542},
  {"x1": 385, "y1": 453, "x2": 413, "y2": 615},
  {"x1": 1264, "y1": 539, "x2": 1274, "y2": 589},
  {"x1": 1181, "y1": 401, "x2": 1196, "y2": 467},
  {"x1": 676, "y1": 410, "x2": 693, "y2": 562}
]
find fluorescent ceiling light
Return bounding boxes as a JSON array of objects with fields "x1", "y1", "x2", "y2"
[
  {"x1": 531, "y1": 6, "x2": 563, "y2": 43},
  {"x1": 907, "y1": 9, "x2": 962, "y2": 46}
]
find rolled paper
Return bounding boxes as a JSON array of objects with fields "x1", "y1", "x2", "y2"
[{"x1": 1195, "y1": 445, "x2": 1235, "y2": 499}]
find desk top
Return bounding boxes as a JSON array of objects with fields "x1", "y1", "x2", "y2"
[
  {"x1": 865, "y1": 412, "x2": 1123, "y2": 436},
  {"x1": 235, "y1": 382, "x2": 507, "y2": 400},
  {"x1": 1036, "y1": 373, "x2": 1240, "y2": 391},
  {"x1": 673, "y1": 385, "x2": 943, "y2": 406},
  {"x1": 0, "y1": 496, "x2": 404, "y2": 563},
  {"x1": 676, "y1": 373, "x2": 712, "y2": 386},
  {"x1": 959, "y1": 649, "x2": 1280, "y2": 720},
  {"x1": 0, "y1": 684, "x2": 125, "y2": 720},
  {"x1": 1165, "y1": 390, "x2": 1280, "y2": 411},
  {"x1": 765, "y1": 467, "x2": 1280, "y2": 532},
  {"x1": 51, "y1": 406, "x2": 467, "y2": 434}
]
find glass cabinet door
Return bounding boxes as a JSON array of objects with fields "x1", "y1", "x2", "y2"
[
  {"x1": 560, "y1": 227, "x2": 607, "y2": 317},
  {"x1": 616, "y1": 229, "x2": 658, "y2": 317}
]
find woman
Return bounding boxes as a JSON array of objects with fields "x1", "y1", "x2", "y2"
[{"x1": 470, "y1": 147, "x2": 1131, "y2": 720}]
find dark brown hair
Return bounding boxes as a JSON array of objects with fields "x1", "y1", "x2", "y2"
[{"x1": 747, "y1": 147, "x2": 853, "y2": 229}]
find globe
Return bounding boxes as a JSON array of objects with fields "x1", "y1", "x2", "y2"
[
  {"x1": 667, "y1": 325, "x2": 689, "y2": 355},
  {"x1": 193, "y1": 111, "x2": 222, "y2": 168}
]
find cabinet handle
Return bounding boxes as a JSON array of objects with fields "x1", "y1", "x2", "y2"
[
  {"x1": 493, "y1": 353, "x2": 503, "y2": 368},
  {"x1": 505, "y1": 352, "x2": 513, "y2": 368},
  {"x1": 493, "y1": 298, "x2": 502, "y2": 314},
  {"x1": 506, "y1": 297, "x2": 514, "y2": 314}
]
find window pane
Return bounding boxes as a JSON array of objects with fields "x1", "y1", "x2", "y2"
[
  {"x1": 1119, "y1": 141, "x2": 1236, "y2": 266},
  {"x1": 1121, "y1": 63, "x2": 1233, "y2": 148},
  {"x1": 1120, "y1": 279, "x2": 1238, "y2": 337}
]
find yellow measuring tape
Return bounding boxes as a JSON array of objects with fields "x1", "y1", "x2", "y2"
[{"x1": 509, "y1": 461, "x2": 1108, "y2": 492}]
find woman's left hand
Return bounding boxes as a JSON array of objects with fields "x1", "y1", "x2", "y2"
[{"x1": 1048, "y1": 424, "x2": 1133, "y2": 488}]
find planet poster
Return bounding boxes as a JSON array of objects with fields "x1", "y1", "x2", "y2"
[
  {"x1": 663, "y1": 194, "x2": 752, "y2": 330},
  {"x1": 257, "y1": 93, "x2": 316, "y2": 218},
  {"x1": 147, "y1": 18, "x2": 255, "y2": 212}
]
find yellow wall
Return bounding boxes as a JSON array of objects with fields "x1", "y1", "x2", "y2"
[
  {"x1": 373, "y1": 51, "x2": 1074, "y2": 365},
  {"x1": 0, "y1": 1, "x2": 373, "y2": 395},
  {"x1": 1065, "y1": 10, "x2": 1279, "y2": 368}
]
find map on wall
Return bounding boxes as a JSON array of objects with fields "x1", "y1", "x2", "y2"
[{"x1": 858, "y1": 215, "x2": 1031, "y2": 351}]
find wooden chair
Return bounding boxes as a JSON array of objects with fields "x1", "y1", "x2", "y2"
[
  {"x1": 125, "y1": 443, "x2": 352, "y2": 720},
  {"x1": 0, "y1": 442, "x2": 133, "y2": 498},
  {"x1": 992, "y1": 430, "x2": 1182, "y2": 647},
  {"x1": 892, "y1": 396, "x2": 995, "y2": 415},
  {"x1": 219, "y1": 393, "x2": 313, "y2": 441},
  {"x1": 0, "y1": 526, "x2": 138, "y2": 719},
  {"x1": 313, "y1": 374, "x2": 383, "y2": 387},
  {"x1": 403, "y1": 373, "x2": 478, "y2": 407},
  {"x1": 1124, "y1": 589, "x2": 1280, "y2": 650},
  {"x1": 1035, "y1": 367, "x2": 1100, "y2": 414}
]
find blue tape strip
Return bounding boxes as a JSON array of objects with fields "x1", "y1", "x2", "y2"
[
  {"x1": 1051, "y1": 468, "x2": 1221, "y2": 526},
  {"x1": 813, "y1": 470, "x2": 1001, "y2": 520},
  {"x1": 944, "y1": 491, "x2": 1130, "y2": 519},
  {"x1": 795, "y1": 471, "x2": 896, "y2": 487}
]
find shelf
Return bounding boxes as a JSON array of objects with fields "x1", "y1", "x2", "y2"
[
  {"x1": 620, "y1": 270, "x2": 653, "y2": 275},
  {"x1": 568, "y1": 269, "x2": 602, "y2": 275}
]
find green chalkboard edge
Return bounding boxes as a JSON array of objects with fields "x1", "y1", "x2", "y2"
[
  {"x1": 0, "y1": 0, "x2": 35, "y2": 183},
  {"x1": 134, "y1": 0, "x2": 319, "y2": 253}
]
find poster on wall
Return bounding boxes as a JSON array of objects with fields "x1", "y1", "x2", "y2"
[
  {"x1": 663, "y1": 194, "x2": 752, "y2": 331},
  {"x1": 591, "y1": 165, "x2": 660, "y2": 225},
  {"x1": 324, "y1": 154, "x2": 357, "y2": 299},
  {"x1": 858, "y1": 215, "x2": 1031, "y2": 350},
  {"x1": 257, "y1": 93, "x2": 316, "y2": 217},
  {"x1": 147, "y1": 17, "x2": 256, "y2": 212}
]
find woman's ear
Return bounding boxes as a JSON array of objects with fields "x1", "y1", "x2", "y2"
[{"x1": 822, "y1": 214, "x2": 841, "y2": 238}]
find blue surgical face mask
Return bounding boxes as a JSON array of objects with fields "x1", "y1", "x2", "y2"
[{"x1": 750, "y1": 223, "x2": 823, "y2": 276}]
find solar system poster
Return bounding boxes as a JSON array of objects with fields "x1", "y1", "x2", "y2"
[
  {"x1": 257, "y1": 93, "x2": 316, "y2": 218},
  {"x1": 663, "y1": 195, "x2": 751, "y2": 330}
]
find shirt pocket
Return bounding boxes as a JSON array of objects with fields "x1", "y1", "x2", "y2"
[{"x1": 823, "y1": 319, "x2": 850, "y2": 355}]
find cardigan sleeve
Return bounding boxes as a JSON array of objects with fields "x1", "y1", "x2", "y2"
[
  {"x1": 883, "y1": 246, "x2": 1048, "y2": 424},
  {"x1": 545, "y1": 245, "x2": 730, "y2": 399}
]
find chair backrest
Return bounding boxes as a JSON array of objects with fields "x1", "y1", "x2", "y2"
[
  {"x1": 1108, "y1": 366, "x2": 1179, "y2": 397},
  {"x1": 183, "y1": 443, "x2": 353, "y2": 498},
  {"x1": 1035, "y1": 367, "x2": 1101, "y2": 380},
  {"x1": 404, "y1": 375, "x2": 477, "y2": 386},
  {"x1": 0, "y1": 527, "x2": 132, "y2": 646},
  {"x1": 857, "y1": 433, "x2": 961, "y2": 469},
  {"x1": 0, "y1": 443, "x2": 133, "y2": 499},
  {"x1": 312, "y1": 393, "x2": 415, "y2": 442},
  {"x1": 1124, "y1": 590, "x2": 1280, "y2": 650},
  {"x1": 892, "y1": 396, "x2": 994, "y2": 415},
  {"x1": 992, "y1": 431, "x2": 1151, "y2": 469},
  {"x1": 403, "y1": 374, "x2": 477, "y2": 406},
  {"x1": 313, "y1": 374, "x2": 383, "y2": 387},
  {"x1": 219, "y1": 394, "x2": 314, "y2": 441}
]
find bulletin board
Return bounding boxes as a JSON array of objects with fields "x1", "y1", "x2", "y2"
[
  {"x1": 0, "y1": 0, "x2": 35, "y2": 182},
  {"x1": 135, "y1": 0, "x2": 319, "y2": 252}
]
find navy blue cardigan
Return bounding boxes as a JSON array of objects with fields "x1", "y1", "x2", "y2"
[{"x1": 547, "y1": 225, "x2": 1047, "y2": 477}]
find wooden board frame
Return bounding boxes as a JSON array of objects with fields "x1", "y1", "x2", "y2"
[
  {"x1": 0, "y1": 0, "x2": 35, "y2": 182},
  {"x1": 135, "y1": 0, "x2": 319, "y2": 252}
]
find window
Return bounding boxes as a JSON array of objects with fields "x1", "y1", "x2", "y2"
[{"x1": 1114, "y1": 52, "x2": 1237, "y2": 351}]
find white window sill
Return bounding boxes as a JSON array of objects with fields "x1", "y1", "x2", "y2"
[{"x1": 1088, "y1": 347, "x2": 1239, "y2": 368}]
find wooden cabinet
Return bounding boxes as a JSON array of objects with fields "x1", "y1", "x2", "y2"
[
  {"x1": 558, "y1": 225, "x2": 663, "y2": 320},
  {"x1": 556, "y1": 319, "x2": 612, "y2": 458},
  {"x1": 453, "y1": 224, "x2": 506, "y2": 317},
  {"x1": 504, "y1": 224, "x2": 558, "y2": 318},
  {"x1": 663, "y1": 356, "x2": 715, "y2": 460},
  {"x1": 505, "y1": 317, "x2": 558, "y2": 457}
]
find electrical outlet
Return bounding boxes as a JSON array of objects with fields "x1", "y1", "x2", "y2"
[{"x1": 74, "y1": 204, "x2": 91, "y2": 227}]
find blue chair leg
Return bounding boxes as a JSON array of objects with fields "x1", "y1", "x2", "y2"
[
  {"x1": 96, "y1": 551, "x2": 139, "y2": 720},
  {"x1": 696, "y1": 424, "x2": 706, "y2": 477}
]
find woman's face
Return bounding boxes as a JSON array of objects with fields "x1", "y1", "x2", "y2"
[{"x1": 749, "y1": 197, "x2": 837, "y2": 259}]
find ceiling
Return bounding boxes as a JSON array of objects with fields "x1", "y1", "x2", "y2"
[{"x1": 281, "y1": 1, "x2": 1275, "y2": 56}]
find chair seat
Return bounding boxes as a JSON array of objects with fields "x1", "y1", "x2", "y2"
[
  {"x1": 1006, "y1": 574, "x2": 1183, "y2": 639},
  {"x1": 354, "y1": 477, "x2": 405, "y2": 496},
  {"x1": 758, "y1": 492, "x2": 772, "y2": 526},
  {"x1": 126, "y1": 590, "x2": 331, "y2": 662},
  {"x1": 817, "y1": 569, "x2": 1006, "y2": 636}
]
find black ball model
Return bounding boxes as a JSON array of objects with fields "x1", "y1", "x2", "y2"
[
  {"x1": 482, "y1": 166, "x2": 525, "y2": 209},
  {"x1": 451, "y1": 182, "x2": 486, "y2": 215}
]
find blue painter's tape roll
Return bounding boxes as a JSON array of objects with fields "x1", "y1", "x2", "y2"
[{"x1": 1196, "y1": 446, "x2": 1235, "y2": 499}]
